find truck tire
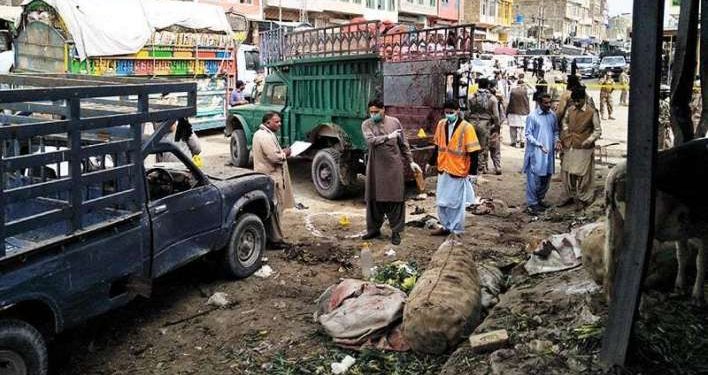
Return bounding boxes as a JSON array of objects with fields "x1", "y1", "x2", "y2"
[
  {"x1": 230, "y1": 129, "x2": 250, "y2": 168},
  {"x1": 223, "y1": 213, "x2": 265, "y2": 279},
  {"x1": 311, "y1": 148, "x2": 347, "y2": 200},
  {"x1": 0, "y1": 319, "x2": 48, "y2": 375}
]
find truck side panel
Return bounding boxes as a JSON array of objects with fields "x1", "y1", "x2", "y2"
[{"x1": 288, "y1": 57, "x2": 381, "y2": 150}]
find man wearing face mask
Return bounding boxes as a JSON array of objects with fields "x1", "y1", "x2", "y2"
[
  {"x1": 426, "y1": 100, "x2": 481, "y2": 237},
  {"x1": 361, "y1": 99, "x2": 422, "y2": 245}
]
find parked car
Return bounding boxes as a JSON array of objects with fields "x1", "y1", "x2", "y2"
[
  {"x1": 600, "y1": 55, "x2": 628, "y2": 81},
  {"x1": 0, "y1": 75, "x2": 275, "y2": 375},
  {"x1": 573, "y1": 56, "x2": 600, "y2": 78}
]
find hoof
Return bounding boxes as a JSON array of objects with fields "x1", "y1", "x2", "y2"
[{"x1": 690, "y1": 296, "x2": 705, "y2": 308}]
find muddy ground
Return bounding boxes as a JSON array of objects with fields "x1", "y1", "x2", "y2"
[{"x1": 50, "y1": 103, "x2": 707, "y2": 374}]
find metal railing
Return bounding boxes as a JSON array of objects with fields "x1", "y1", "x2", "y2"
[{"x1": 260, "y1": 22, "x2": 476, "y2": 65}]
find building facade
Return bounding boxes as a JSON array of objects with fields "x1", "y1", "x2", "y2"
[
  {"x1": 514, "y1": 0, "x2": 607, "y2": 42},
  {"x1": 607, "y1": 13, "x2": 631, "y2": 41},
  {"x1": 462, "y1": 0, "x2": 513, "y2": 45}
]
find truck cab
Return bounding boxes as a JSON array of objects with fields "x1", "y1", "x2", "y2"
[{"x1": 225, "y1": 22, "x2": 475, "y2": 199}]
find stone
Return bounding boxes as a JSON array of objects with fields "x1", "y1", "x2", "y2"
[{"x1": 469, "y1": 329, "x2": 509, "y2": 354}]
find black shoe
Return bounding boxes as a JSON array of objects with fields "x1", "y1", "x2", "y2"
[
  {"x1": 538, "y1": 201, "x2": 551, "y2": 209},
  {"x1": 526, "y1": 205, "x2": 542, "y2": 216},
  {"x1": 362, "y1": 230, "x2": 381, "y2": 240},
  {"x1": 391, "y1": 232, "x2": 401, "y2": 245}
]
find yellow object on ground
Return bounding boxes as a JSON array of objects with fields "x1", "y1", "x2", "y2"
[{"x1": 192, "y1": 154, "x2": 203, "y2": 168}]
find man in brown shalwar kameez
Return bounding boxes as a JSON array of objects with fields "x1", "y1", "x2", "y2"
[
  {"x1": 559, "y1": 88, "x2": 602, "y2": 210},
  {"x1": 252, "y1": 112, "x2": 295, "y2": 248},
  {"x1": 361, "y1": 99, "x2": 422, "y2": 245}
]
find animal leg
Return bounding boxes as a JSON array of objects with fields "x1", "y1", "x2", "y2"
[
  {"x1": 691, "y1": 239, "x2": 705, "y2": 306},
  {"x1": 675, "y1": 240, "x2": 689, "y2": 295}
]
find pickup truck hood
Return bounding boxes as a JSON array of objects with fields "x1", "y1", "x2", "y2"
[{"x1": 206, "y1": 167, "x2": 264, "y2": 181}]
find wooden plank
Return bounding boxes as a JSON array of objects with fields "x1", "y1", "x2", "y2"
[
  {"x1": 599, "y1": 0, "x2": 665, "y2": 367},
  {"x1": 669, "y1": 0, "x2": 699, "y2": 144}
]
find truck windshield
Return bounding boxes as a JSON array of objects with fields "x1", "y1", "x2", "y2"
[
  {"x1": 245, "y1": 50, "x2": 261, "y2": 70},
  {"x1": 575, "y1": 57, "x2": 593, "y2": 64},
  {"x1": 269, "y1": 84, "x2": 286, "y2": 105}
]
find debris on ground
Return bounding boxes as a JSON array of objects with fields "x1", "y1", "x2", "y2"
[
  {"x1": 524, "y1": 222, "x2": 602, "y2": 275},
  {"x1": 413, "y1": 193, "x2": 428, "y2": 201},
  {"x1": 206, "y1": 292, "x2": 230, "y2": 307},
  {"x1": 315, "y1": 279, "x2": 410, "y2": 351},
  {"x1": 331, "y1": 355, "x2": 356, "y2": 374},
  {"x1": 469, "y1": 329, "x2": 509, "y2": 354},
  {"x1": 254, "y1": 265, "x2": 274, "y2": 278},
  {"x1": 295, "y1": 202, "x2": 309, "y2": 210},
  {"x1": 478, "y1": 263, "x2": 506, "y2": 309},
  {"x1": 405, "y1": 214, "x2": 439, "y2": 229},
  {"x1": 403, "y1": 239, "x2": 482, "y2": 354},
  {"x1": 384, "y1": 248, "x2": 397, "y2": 257},
  {"x1": 371, "y1": 261, "x2": 418, "y2": 293},
  {"x1": 411, "y1": 206, "x2": 426, "y2": 215},
  {"x1": 468, "y1": 199, "x2": 512, "y2": 217}
]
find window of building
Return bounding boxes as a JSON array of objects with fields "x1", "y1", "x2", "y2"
[
  {"x1": 430, "y1": 0, "x2": 436, "y2": 7},
  {"x1": 366, "y1": 0, "x2": 374, "y2": 8},
  {"x1": 388, "y1": 0, "x2": 395, "y2": 10}
]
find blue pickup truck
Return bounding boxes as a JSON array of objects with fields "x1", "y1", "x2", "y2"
[{"x1": 0, "y1": 74, "x2": 275, "y2": 374}]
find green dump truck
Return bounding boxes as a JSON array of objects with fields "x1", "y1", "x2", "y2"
[{"x1": 225, "y1": 21, "x2": 475, "y2": 199}]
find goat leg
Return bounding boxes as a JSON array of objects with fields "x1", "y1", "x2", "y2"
[
  {"x1": 675, "y1": 240, "x2": 690, "y2": 295},
  {"x1": 691, "y1": 239, "x2": 705, "y2": 306}
]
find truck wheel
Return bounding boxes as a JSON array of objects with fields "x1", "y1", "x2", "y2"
[
  {"x1": 311, "y1": 148, "x2": 347, "y2": 200},
  {"x1": 230, "y1": 129, "x2": 250, "y2": 168},
  {"x1": 223, "y1": 213, "x2": 265, "y2": 279},
  {"x1": 0, "y1": 320, "x2": 48, "y2": 375}
]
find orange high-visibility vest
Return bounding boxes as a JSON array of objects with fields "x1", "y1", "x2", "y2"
[{"x1": 434, "y1": 118, "x2": 481, "y2": 177}]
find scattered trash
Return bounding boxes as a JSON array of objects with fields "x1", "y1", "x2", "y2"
[
  {"x1": 417, "y1": 128, "x2": 427, "y2": 138},
  {"x1": 254, "y1": 265, "x2": 274, "y2": 278},
  {"x1": 468, "y1": 199, "x2": 511, "y2": 217},
  {"x1": 315, "y1": 279, "x2": 410, "y2": 351},
  {"x1": 295, "y1": 202, "x2": 309, "y2": 210},
  {"x1": 339, "y1": 215, "x2": 351, "y2": 227},
  {"x1": 384, "y1": 248, "x2": 397, "y2": 257},
  {"x1": 478, "y1": 263, "x2": 505, "y2": 309},
  {"x1": 563, "y1": 280, "x2": 601, "y2": 295},
  {"x1": 527, "y1": 339, "x2": 557, "y2": 355},
  {"x1": 331, "y1": 355, "x2": 356, "y2": 374},
  {"x1": 360, "y1": 243, "x2": 374, "y2": 279},
  {"x1": 405, "y1": 215, "x2": 439, "y2": 228},
  {"x1": 371, "y1": 261, "x2": 418, "y2": 293},
  {"x1": 469, "y1": 329, "x2": 509, "y2": 354},
  {"x1": 411, "y1": 206, "x2": 426, "y2": 215},
  {"x1": 524, "y1": 222, "x2": 602, "y2": 275},
  {"x1": 206, "y1": 292, "x2": 230, "y2": 308},
  {"x1": 424, "y1": 218, "x2": 440, "y2": 230},
  {"x1": 413, "y1": 193, "x2": 428, "y2": 201}
]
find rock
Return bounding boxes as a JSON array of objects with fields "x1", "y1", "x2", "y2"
[
  {"x1": 414, "y1": 193, "x2": 428, "y2": 201},
  {"x1": 206, "y1": 292, "x2": 230, "y2": 307},
  {"x1": 469, "y1": 329, "x2": 509, "y2": 354},
  {"x1": 331, "y1": 355, "x2": 356, "y2": 374},
  {"x1": 254, "y1": 265, "x2": 274, "y2": 278},
  {"x1": 527, "y1": 339, "x2": 554, "y2": 355},
  {"x1": 489, "y1": 348, "x2": 516, "y2": 363}
]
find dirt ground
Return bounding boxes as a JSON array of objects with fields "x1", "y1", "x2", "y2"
[{"x1": 49, "y1": 97, "x2": 706, "y2": 374}]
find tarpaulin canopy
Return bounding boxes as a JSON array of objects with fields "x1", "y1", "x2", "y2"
[
  {"x1": 0, "y1": 5, "x2": 21, "y2": 27},
  {"x1": 22, "y1": 0, "x2": 233, "y2": 60},
  {"x1": 493, "y1": 47, "x2": 517, "y2": 55}
]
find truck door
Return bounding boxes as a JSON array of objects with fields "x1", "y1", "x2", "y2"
[{"x1": 144, "y1": 151, "x2": 222, "y2": 278}]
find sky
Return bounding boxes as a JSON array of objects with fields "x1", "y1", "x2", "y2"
[{"x1": 608, "y1": 0, "x2": 634, "y2": 16}]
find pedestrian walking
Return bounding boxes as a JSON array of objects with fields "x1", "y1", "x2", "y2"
[
  {"x1": 532, "y1": 58, "x2": 538, "y2": 77},
  {"x1": 550, "y1": 76, "x2": 563, "y2": 111},
  {"x1": 465, "y1": 78, "x2": 500, "y2": 174},
  {"x1": 571, "y1": 58, "x2": 578, "y2": 76},
  {"x1": 533, "y1": 71, "x2": 548, "y2": 106},
  {"x1": 561, "y1": 57, "x2": 568, "y2": 73},
  {"x1": 559, "y1": 88, "x2": 602, "y2": 210},
  {"x1": 360, "y1": 99, "x2": 421, "y2": 245},
  {"x1": 252, "y1": 112, "x2": 294, "y2": 247},
  {"x1": 599, "y1": 72, "x2": 615, "y2": 120},
  {"x1": 506, "y1": 76, "x2": 531, "y2": 148},
  {"x1": 523, "y1": 94, "x2": 559, "y2": 215},
  {"x1": 427, "y1": 100, "x2": 481, "y2": 236},
  {"x1": 619, "y1": 69, "x2": 629, "y2": 106},
  {"x1": 536, "y1": 57, "x2": 544, "y2": 77}
]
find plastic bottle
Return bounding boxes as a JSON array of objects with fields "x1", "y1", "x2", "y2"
[{"x1": 360, "y1": 243, "x2": 374, "y2": 279}]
